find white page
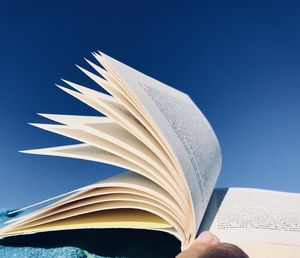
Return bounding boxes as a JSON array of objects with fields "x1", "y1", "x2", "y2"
[
  {"x1": 238, "y1": 244, "x2": 300, "y2": 258},
  {"x1": 5, "y1": 172, "x2": 183, "y2": 229},
  {"x1": 21, "y1": 143, "x2": 163, "y2": 187},
  {"x1": 201, "y1": 188, "x2": 300, "y2": 246},
  {"x1": 57, "y1": 85, "x2": 177, "y2": 178},
  {"x1": 37, "y1": 114, "x2": 172, "y2": 186},
  {"x1": 101, "y1": 53, "x2": 222, "y2": 231}
]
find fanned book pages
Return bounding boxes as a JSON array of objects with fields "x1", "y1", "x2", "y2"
[
  {"x1": 1, "y1": 53, "x2": 300, "y2": 256},
  {"x1": 0, "y1": 52, "x2": 222, "y2": 250}
]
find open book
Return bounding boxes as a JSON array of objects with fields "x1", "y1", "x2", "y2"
[{"x1": 0, "y1": 53, "x2": 299, "y2": 255}]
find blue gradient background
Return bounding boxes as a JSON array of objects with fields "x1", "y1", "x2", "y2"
[{"x1": 0, "y1": 1, "x2": 299, "y2": 208}]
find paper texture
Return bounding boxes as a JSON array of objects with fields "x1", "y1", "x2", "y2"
[
  {"x1": 101, "y1": 53, "x2": 222, "y2": 230},
  {"x1": 201, "y1": 188, "x2": 300, "y2": 246}
]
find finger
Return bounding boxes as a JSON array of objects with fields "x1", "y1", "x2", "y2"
[
  {"x1": 192, "y1": 231, "x2": 220, "y2": 246},
  {"x1": 176, "y1": 232, "x2": 220, "y2": 258}
]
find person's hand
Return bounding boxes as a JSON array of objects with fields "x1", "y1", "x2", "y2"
[{"x1": 176, "y1": 231, "x2": 249, "y2": 258}]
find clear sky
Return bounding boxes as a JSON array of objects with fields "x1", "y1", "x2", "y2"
[{"x1": 0, "y1": 1, "x2": 299, "y2": 208}]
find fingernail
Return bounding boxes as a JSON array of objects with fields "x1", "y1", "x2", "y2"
[{"x1": 196, "y1": 231, "x2": 218, "y2": 244}]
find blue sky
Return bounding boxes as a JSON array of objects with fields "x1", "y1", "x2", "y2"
[{"x1": 0, "y1": 1, "x2": 299, "y2": 208}]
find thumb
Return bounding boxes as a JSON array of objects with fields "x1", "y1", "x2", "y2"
[
  {"x1": 176, "y1": 232, "x2": 220, "y2": 258},
  {"x1": 192, "y1": 231, "x2": 220, "y2": 246}
]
